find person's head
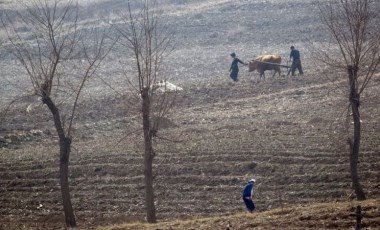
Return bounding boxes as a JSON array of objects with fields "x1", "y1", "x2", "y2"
[
  {"x1": 248, "y1": 179, "x2": 256, "y2": 183},
  {"x1": 230, "y1": 52, "x2": 236, "y2": 58},
  {"x1": 290, "y1": 46, "x2": 295, "y2": 50}
]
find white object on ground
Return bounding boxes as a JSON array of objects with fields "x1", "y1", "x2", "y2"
[{"x1": 152, "y1": 80, "x2": 183, "y2": 93}]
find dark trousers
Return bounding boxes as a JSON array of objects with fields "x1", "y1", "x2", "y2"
[
  {"x1": 289, "y1": 59, "x2": 303, "y2": 76},
  {"x1": 243, "y1": 197, "x2": 255, "y2": 212},
  {"x1": 230, "y1": 70, "x2": 239, "y2": 82}
]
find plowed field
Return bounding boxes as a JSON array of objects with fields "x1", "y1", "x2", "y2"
[
  {"x1": 1, "y1": 75, "x2": 380, "y2": 229},
  {"x1": 1, "y1": 0, "x2": 380, "y2": 229}
]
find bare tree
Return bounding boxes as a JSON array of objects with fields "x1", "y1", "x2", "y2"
[
  {"x1": 114, "y1": 0, "x2": 174, "y2": 223},
  {"x1": 319, "y1": 0, "x2": 380, "y2": 200},
  {"x1": 4, "y1": 0, "x2": 112, "y2": 227}
]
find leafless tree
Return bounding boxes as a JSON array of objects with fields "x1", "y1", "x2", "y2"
[
  {"x1": 114, "y1": 0, "x2": 175, "y2": 223},
  {"x1": 3, "y1": 0, "x2": 112, "y2": 227},
  {"x1": 319, "y1": 0, "x2": 380, "y2": 200}
]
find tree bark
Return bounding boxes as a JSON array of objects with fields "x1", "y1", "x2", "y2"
[
  {"x1": 355, "y1": 205, "x2": 362, "y2": 230},
  {"x1": 59, "y1": 137, "x2": 76, "y2": 228},
  {"x1": 347, "y1": 65, "x2": 366, "y2": 201},
  {"x1": 141, "y1": 87, "x2": 157, "y2": 223},
  {"x1": 42, "y1": 94, "x2": 77, "y2": 227}
]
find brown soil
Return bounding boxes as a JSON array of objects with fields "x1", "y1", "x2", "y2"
[
  {"x1": 1, "y1": 75, "x2": 380, "y2": 229},
  {"x1": 1, "y1": 0, "x2": 380, "y2": 229},
  {"x1": 100, "y1": 198, "x2": 380, "y2": 230}
]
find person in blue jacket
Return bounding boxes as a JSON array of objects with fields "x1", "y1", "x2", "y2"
[
  {"x1": 229, "y1": 52, "x2": 247, "y2": 82},
  {"x1": 242, "y1": 179, "x2": 256, "y2": 212},
  {"x1": 288, "y1": 46, "x2": 304, "y2": 76}
]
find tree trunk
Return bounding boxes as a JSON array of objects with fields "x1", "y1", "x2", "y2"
[
  {"x1": 59, "y1": 137, "x2": 76, "y2": 228},
  {"x1": 347, "y1": 65, "x2": 366, "y2": 201},
  {"x1": 42, "y1": 95, "x2": 77, "y2": 227},
  {"x1": 355, "y1": 205, "x2": 362, "y2": 230},
  {"x1": 141, "y1": 87, "x2": 157, "y2": 223}
]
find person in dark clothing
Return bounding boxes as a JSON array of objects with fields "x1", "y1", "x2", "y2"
[
  {"x1": 288, "y1": 46, "x2": 304, "y2": 76},
  {"x1": 229, "y1": 52, "x2": 247, "y2": 82},
  {"x1": 242, "y1": 179, "x2": 256, "y2": 212}
]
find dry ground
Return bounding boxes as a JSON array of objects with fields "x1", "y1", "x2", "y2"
[
  {"x1": 1, "y1": 0, "x2": 380, "y2": 229},
  {"x1": 1, "y1": 74, "x2": 380, "y2": 229},
  {"x1": 100, "y1": 198, "x2": 380, "y2": 230}
]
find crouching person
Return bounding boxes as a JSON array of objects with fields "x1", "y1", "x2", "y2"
[{"x1": 242, "y1": 179, "x2": 256, "y2": 212}]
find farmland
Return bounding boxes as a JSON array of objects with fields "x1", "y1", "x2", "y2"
[
  {"x1": 1, "y1": 0, "x2": 380, "y2": 229},
  {"x1": 101, "y1": 198, "x2": 380, "y2": 229}
]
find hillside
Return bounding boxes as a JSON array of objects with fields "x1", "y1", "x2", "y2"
[
  {"x1": 99, "y1": 199, "x2": 380, "y2": 230},
  {"x1": 1, "y1": 75, "x2": 379, "y2": 229},
  {"x1": 1, "y1": 0, "x2": 380, "y2": 229}
]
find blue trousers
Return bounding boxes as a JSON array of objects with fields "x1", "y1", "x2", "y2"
[
  {"x1": 243, "y1": 197, "x2": 255, "y2": 212},
  {"x1": 288, "y1": 59, "x2": 303, "y2": 76},
  {"x1": 230, "y1": 70, "x2": 239, "y2": 82}
]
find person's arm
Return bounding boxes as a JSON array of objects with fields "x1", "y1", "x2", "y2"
[
  {"x1": 237, "y1": 58, "x2": 246, "y2": 65},
  {"x1": 245, "y1": 183, "x2": 253, "y2": 199},
  {"x1": 290, "y1": 50, "x2": 294, "y2": 61},
  {"x1": 250, "y1": 184, "x2": 254, "y2": 199}
]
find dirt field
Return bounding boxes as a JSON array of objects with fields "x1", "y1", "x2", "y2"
[
  {"x1": 0, "y1": 0, "x2": 380, "y2": 229},
  {"x1": 1, "y1": 74, "x2": 379, "y2": 229},
  {"x1": 100, "y1": 198, "x2": 380, "y2": 230}
]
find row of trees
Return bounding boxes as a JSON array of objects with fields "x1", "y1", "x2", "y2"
[
  {"x1": 2, "y1": 0, "x2": 172, "y2": 227},
  {"x1": 0, "y1": 0, "x2": 379, "y2": 228}
]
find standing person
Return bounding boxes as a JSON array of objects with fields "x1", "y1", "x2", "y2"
[
  {"x1": 288, "y1": 46, "x2": 304, "y2": 76},
  {"x1": 242, "y1": 179, "x2": 256, "y2": 212},
  {"x1": 229, "y1": 52, "x2": 247, "y2": 82}
]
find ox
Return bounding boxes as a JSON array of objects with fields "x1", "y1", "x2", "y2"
[{"x1": 248, "y1": 55, "x2": 282, "y2": 79}]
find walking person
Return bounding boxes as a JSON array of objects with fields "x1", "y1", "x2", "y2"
[
  {"x1": 229, "y1": 52, "x2": 247, "y2": 82},
  {"x1": 242, "y1": 179, "x2": 256, "y2": 212},
  {"x1": 288, "y1": 46, "x2": 304, "y2": 76}
]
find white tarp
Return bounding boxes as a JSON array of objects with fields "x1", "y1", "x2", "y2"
[{"x1": 152, "y1": 80, "x2": 183, "y2": 94}]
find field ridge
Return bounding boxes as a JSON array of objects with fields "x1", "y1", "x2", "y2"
[{"x1": 98, "y1": 198, "x2": 380, "y2": 230}]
